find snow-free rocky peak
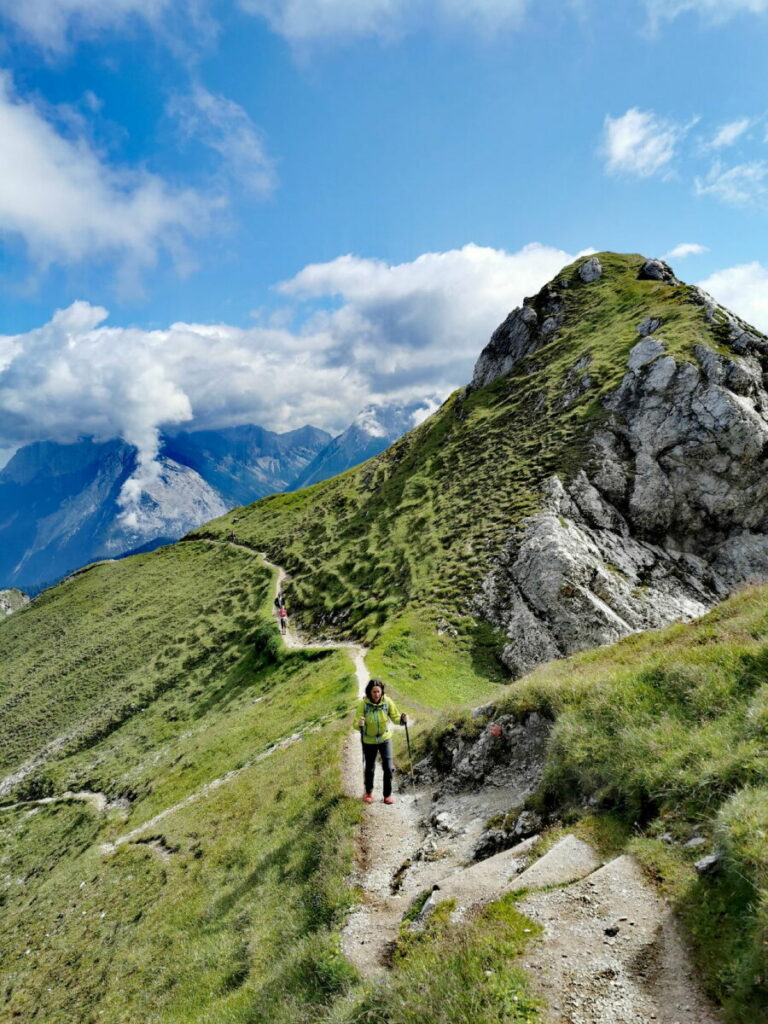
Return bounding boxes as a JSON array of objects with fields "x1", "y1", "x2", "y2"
[{"x1": 470, "y1": 251, "x2": 768, "y2": 676}]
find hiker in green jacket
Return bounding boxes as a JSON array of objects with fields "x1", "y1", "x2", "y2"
[{"x1": 357, "y1": 679, "x2": 407, "y2": 805}]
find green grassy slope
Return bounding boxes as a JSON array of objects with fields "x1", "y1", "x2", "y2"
[
  {"x1": 425, "y1": 583, "x2": 768, "y2": 1022},
  {"x1": 0, "y1": 541, "x2": 270, "y2": 786},
  {"x1": 192, "y1": 252, "x2": 717, "y2": 652},
  {"x1": 0, "y1": 539, "x2": 367, "y2": 1023},
  {"x1": 0, "y1": 534, "x2": 540, "y2": 1024}
]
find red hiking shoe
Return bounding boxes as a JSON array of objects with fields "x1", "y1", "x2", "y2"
[
  {"x1": 363, "y1": 793, "x2": 373, "y2": 803},
  {"x1": 383, "y1": 796, "x2": 394, "y2": 805}
]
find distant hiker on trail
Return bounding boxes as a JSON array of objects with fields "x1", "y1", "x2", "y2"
[
  {"x1": 274, "y1": 593, "x2": 286, "y2": 610},
  {"x1": 278, "y1": 606, "x2": 288, "y2": 635},
  {"x1": 357, "y1": 679, "x2": 407, "y2": 805}
]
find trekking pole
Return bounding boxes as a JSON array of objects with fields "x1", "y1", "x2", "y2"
[{"x1": 403, "y1": 717, "x2": 414, "y2": 784}]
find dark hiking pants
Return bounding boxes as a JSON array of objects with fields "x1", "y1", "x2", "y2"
[{"x1": 363, "y1": 739, "x2": 394, "y2": 798}]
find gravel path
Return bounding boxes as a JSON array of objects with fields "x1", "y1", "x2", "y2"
[{"x1": 518, "y1": 854, "x2": 723, "y2": 1023}]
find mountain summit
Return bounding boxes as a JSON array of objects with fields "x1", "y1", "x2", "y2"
[{"x1": 201, "y1": 252, "x2": 768, "y2": 675}]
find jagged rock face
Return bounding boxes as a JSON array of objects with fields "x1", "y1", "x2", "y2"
[
  {"x1": 419, "y1": 711, "x2": 551, "y2": 799},
  {"x1": 473, "y1": 255, "x2": 768, "y2": 677},
  {"x1": 471, "y1": 283, "x2": 566, "y2": 390}
]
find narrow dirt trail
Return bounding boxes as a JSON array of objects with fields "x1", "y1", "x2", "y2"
[
  {"x1": 4, "y1": 538, "x2": 725, "y2": 1017},
  {"x1": 260, "y1": 549, "x2": 439, "y2": 978},
  {"x1": 261, "y1": 547, "x2": 724, "y2": 1016},
  {"x1": 0, "y1": 790, "x2": 108, "y2": 814}
]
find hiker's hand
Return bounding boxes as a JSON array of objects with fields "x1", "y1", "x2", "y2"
[
  {"x1": 358, "y1": 717, "x2": 365, "y2": 728},
  {"x1": 400, "y1": 713, "x2": 408, "y2": 725}
]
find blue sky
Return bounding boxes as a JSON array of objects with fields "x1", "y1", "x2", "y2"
[{"x1": 1, "y1": 0, "x2": 768, "y2": 473}]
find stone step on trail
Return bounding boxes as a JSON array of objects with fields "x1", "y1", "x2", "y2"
[
  {"x1": 518, "y1": 854, "x2": 723, "y2": 1024},
  {"x1": 509, "y1": 834, "x2": 601, "y2": 893},
  {"x1": 421, "y1": 833, "x2": 600, "y2": 924},
  {"x1": 420, "y1": 834, "x2": 542, "y2": 922}
]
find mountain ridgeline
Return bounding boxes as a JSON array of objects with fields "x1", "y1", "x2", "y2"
[
  {"x1": 0, "y1": 406, "x2": 424, "y2": 596},
  {"x1": 1, "y1": 252, "x2": 767, "y2": 1023},
  {"x1": 198, "y1": 252, "x2": 768, "y2": 670}
]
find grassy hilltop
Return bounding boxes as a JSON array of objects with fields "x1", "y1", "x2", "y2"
[{"x1": 1, "y1": 253, "x2": 766, "y2": 1022}]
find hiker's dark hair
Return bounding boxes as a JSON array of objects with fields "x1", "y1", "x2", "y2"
[{"x1": 365, "y1": 679, "x2": 385, "y2": 700}]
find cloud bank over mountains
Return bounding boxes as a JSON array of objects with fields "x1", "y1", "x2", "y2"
[{"x1": 0, "y1": 241, "x2": 582, "y2": 495}]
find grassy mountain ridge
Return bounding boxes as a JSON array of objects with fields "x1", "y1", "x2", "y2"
[
  {"x1": 191, "y1": 252, "x2": 722, "y2": 647},
  {"x1": 2, "y1": 251, "x2": 766, "y2": 1021},
  {"x1": 0, "y1": 539, "x2": 364, "y2": 1023}
]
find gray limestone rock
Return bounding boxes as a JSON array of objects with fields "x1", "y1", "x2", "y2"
[
  {"x1": 578, "y1": 256, "x2": 603, "y2": 283},
  {"x1": 476, "y1": 315, "x2": 768, "y2": 676},
  {"x1": 472, "y1": 828, "x2": 510, "y2": 860},
  {"x1": 694, "y1": 853, "x2": 722, "y2": 874},
  {"x1": 638, "y1": 258, "x2": 678, "y2": 284},
  {"x1": 628, "y1": 337, "x2": 666, "y2": 371},
  {"x1": 468, "y1": 255, "x2": 768, "y2": 679},
  {"x1": 434, "y1": 712, "x2": 551, "y2": 799},
  {"x1": 471, "y1": 304, "x2": 539, "y2": 390},
  {"x1": 0, "y1": 589, "x2": 29, "y2": 616},
  {"x1": 637, "y1": 316, "x2": 663, "y2": 336},
  {"x1": 471, "y1": 283, "x2": 566, "y2": 390}
]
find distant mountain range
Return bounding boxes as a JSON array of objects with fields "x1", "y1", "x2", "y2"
[
  {"x1": 289, "y1": 403, "x2": 429, "y2": 490},
  {"x1": 0, "y1": 403, "x2": 426, "y2": 595}
]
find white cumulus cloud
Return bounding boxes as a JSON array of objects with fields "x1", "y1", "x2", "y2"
[
  {"x1": 664, "y1": 242, "x2": 708, "y2": 259},
  {"x1": 278, "y1": 242, "x2": 584, "y2": 393},
  {"x1": 168, "y1": 85, "x2": 276, "y2": 196},
  {"x1": 601, "y1": 108, "x2": 681, "y2": 178},
  {"x1": 0, "y1": 0, "x2": 173, "y2": 51},
  {"x1": 0, "y1": 70, "x2": 209, "y2": 278},
  {"x1": 697, "y1": 262, "x2": 768, "y2": 334},
  {"x1": 0, "y1": 241, "x2": 584, "y2": 501}
]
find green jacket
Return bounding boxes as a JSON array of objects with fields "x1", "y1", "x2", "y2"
[{"x1": 357, "y1": 694, "x2": 401, "y2": 744}]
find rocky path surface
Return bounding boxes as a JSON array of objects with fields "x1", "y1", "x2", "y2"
[{"x1": 519, "y1": 854, "x2": 723, "y2": 1024}]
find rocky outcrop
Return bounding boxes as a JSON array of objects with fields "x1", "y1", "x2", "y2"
[
  {"x1": 471, "y1": 278, "x2": 571, "y2": 390},
  {"x1": 473, "y1": 260, "x2": 768, "y2": 677},
  {"x1": 578, "y1": 255, "x2": 602, "y2": 283},
  {"x1": 0, "y1": 588, "x2": 29, "y2": 616},
  {"x1": 638, "y1": 257, "x2": 679, "y2": 284},
  {"x1": 418, "y1": 710, "x2": 551, "y2": 799}
]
